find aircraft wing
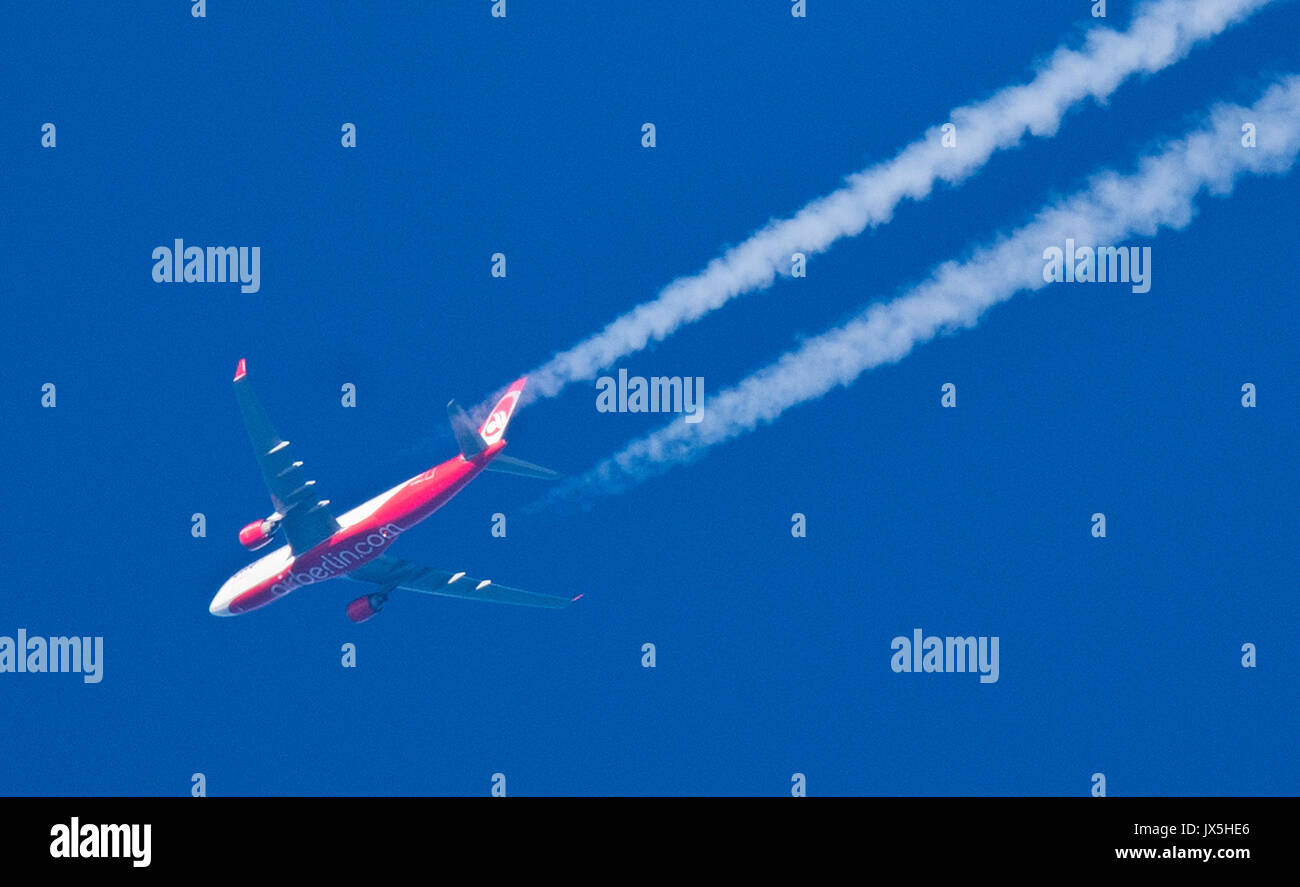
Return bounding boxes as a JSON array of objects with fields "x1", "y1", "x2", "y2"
[
  {"x1": 233, "y1": 359, "x2": 341, "y2": 554},
  {"x1": 346, "y1": 553, "x2": 579, "y2": 609}
]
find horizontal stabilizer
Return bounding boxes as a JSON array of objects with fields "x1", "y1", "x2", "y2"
[{"x1": 484, "y1": 454, "x2": 560, "y2": 480}]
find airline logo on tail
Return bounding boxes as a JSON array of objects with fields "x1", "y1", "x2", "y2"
[
  {"x1": 481, "y1": 404, "x2": 511, "y2": 443},
  {"x1": 480, "y1": 383, "x2": 524, "y2": 445}
]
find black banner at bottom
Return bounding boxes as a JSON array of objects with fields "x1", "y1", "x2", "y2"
[{"x1": 0, "y1": 796, "x2": 1282, "y2": 873}]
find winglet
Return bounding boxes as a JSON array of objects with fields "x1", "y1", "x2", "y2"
[{"x1": 233, "y1": 358, "x2": 247, "y2": 382}]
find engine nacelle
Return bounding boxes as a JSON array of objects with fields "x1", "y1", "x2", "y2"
[
  {"x1": 238, "y1": 515, "x2": 281, "y2": 551},
  {"x1": 345, "y1": 593, "x2": 388, "y2": 624}
]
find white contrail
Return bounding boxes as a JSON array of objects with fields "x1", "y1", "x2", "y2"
[
  {"x1": 518, "y1": 0, "x2": 1277, "y2": 403},
  {"x1": 551, "y1": 75, "x2": 1300, "y2": 499}
]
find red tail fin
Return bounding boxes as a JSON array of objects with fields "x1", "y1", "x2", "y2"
[{"x1": 478, "y1": 377, "x2": 527, "y2": 446}]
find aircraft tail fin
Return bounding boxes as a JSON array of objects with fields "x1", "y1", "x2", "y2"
[{"x1": 448, "y1": 377, "x2": 529, "y2": 459}]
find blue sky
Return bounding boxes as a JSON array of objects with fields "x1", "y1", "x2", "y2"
[{"x1": 2, "y1": 1, "x2": 1297, "y2": 795}]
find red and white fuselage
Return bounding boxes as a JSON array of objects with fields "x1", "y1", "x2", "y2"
[
  {"x1": 208, "y1": 365, "x2": 552, "y2": 621},
  {"x1": 210, "y1": 441, "x2": 506, "y2": 616}
]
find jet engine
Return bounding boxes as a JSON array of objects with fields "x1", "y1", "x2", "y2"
[
  {"x1": 345, "y1": 592, "x2": 389, "y2": 624},
  {"x1": 238, "y1": 515, "x2": 282, "y2": 551}
]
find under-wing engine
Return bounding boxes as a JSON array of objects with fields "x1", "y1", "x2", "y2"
[
  {"x1": 238, "y1": 515, "x2": 282, "y2": 551},
  {"x1": 345, "y1": 592, "x2": 389, "y2": 624}
]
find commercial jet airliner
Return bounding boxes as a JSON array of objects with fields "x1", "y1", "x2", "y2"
[{"x1": 210, "y1": 359, "x2": 578, "y2": 622}]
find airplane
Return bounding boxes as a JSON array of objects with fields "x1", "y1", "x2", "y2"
[{"x1": 209, "y1": 359, "x2": 579, "y2": 622}]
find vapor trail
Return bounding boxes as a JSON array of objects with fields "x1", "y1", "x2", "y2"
[
  {"x1": 550, "y1": 76, "x2": 1300, "y2": 500},
  {"x1": 518, "y1": 0, "x2": 1277, "y2": 404}
]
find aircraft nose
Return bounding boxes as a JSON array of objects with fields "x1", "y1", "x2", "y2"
[{"x1": 209, "y1": 586, "x2": 235, "y2": 617}]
